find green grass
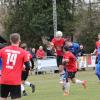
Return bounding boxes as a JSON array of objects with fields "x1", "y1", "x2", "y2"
[{"x1": 21, "y1": 70, "x2": 100, "y2": 100}]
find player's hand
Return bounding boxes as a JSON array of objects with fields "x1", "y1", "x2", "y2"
[{"x1": 62, "y1": 61, "x2": 67, "y2": 66}]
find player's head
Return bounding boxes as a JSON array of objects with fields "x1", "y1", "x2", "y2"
[
  {"x1": 63, "y1": 46, "x2": 69, "y2": 53},
  {"x1": 20, "y1": 43, "x2": 27, "y2": 50},
  {"x1": 56, "y1": 31, "x2": 63, "y2": 40},
  {"x1": 10, "y1": 33, "x2": 21, "y2": 45},
  {"x1": 65, "y1": 36, "x2": 72, "y2": 47},
  {"x1": 39, "y1": 46, "x2": 43, "y2": 50},
  {"x1": 98, "y1": 33, "x2": 100, "y2": 40}
]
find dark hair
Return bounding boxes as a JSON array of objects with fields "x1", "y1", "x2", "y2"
[
  {"x1": 10, "y1": 33, "x2": 20, "y2": 44},
  {"x1": 65, "y1": 36, "x2": 72, "y2": 42},
  {"x1": 63, "y1": 46, "x2": 69, "y2": 51}
]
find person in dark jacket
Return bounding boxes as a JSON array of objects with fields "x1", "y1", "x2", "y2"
[{"x1": 78, "y1": 44, "x2": 86, "y2": 71}]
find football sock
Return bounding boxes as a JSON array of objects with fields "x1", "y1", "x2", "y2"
[
  {"x1": 63, "y1": 82, "x2": 70, "y2": 93},
  {"x1": 25, "y1": 81, "x2": 31, "y2": 87},
  {"x1": 21, "y1": 84, "x2": 25, "y2": 92},
  {"x1": 75, "y1": 79, "x2": 83, "y2": 84}
]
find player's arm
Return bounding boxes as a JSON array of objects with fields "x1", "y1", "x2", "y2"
[
  {"x1": 23, "y1": 51, "x2": 32, "y2": 71},
  {"x1": 24, "y1": 61, "x2": 31, "y2": 71},
  {"x1": 91, "y1": 42, "x2": 97, "y2": 55},
  {"x1": 63, "y1": 59, "x2": 69, "y2": 62},
  {"x1": 30, "y1": 58, "x2": 34, "y2": 69},
  {"x1": 62, "y1": 58, "x2": 69, "y2": 66},
  {"x1": 91, "y1": 49, "x2": 96, "y2": 55}
]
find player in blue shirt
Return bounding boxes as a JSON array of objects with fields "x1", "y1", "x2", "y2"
[
  {"x1": 64, "y1": 37, "x2": 80, "y2": 57},
  {"x1": 0, "y1": 44, "x2": 6, "y2": 76},
  {"x1": 96, "y1": 47, "x2": 100, "y2": 82}
]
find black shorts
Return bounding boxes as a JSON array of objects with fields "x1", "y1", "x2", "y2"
[
  {"x1": 68, "y1": 72, "x2": 76, "y2": 79},
  {"x1": 57, "y1": 56, "x2": 63, "y2": 66},
  {"x1": 0, "y1": 84, "x2": 21, "y2": 99},
  {"x1": 21, "y1": 70, "x2": 29, "y2": 81}
]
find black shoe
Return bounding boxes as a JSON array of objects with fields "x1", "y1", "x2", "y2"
[
  {"x1": 31, "y1": 84, "x2": 35, "y2": 93},
  {"x1": 23, "y1": 92, "x2": 28, "y2": 96}
]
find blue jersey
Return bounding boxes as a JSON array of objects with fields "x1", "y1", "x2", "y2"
[
  {"x1": 68, "y1": 42, "x2": 80, "y2": 57},
  {"x1": 96, "y1": 47, "x2": 100, "y2": 80},
  {"x1": 0, "y1": 58, "x2": 2, "y2": 70},
  {"x1": 97, "y1": 47, "x2": 100, "y2": 63}
]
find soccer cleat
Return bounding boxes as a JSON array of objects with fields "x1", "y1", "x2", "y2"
[
  {"x1": 23, "y1": 92, "x2": 28, "y2": 96},
  {"x1": 63, "y1": 92, "x2": 69, "y2": 96},
  {"x1": 31, "y1": 84, "x2": 35, "y2": 93},
  {"x1": 82, "y1": 80, "x2": 87, "y2": 89}
]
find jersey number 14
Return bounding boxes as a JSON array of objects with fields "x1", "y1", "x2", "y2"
[{"x1": 7, "y1": 53, "x2": 18, "y2": 66}]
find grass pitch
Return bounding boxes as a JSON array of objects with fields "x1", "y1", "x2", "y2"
[{"x1": 21, "y1": 70, "x2": 100, "y2": 100}]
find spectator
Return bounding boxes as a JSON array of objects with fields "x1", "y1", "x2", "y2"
[
  {"x1": 78, "y1": 44, "x2": 86, "y2": 71},
  {"x1": 78, "y1": 44, "x2": 85, "y2": 56},
  {"x1": 31, "y1": 48, "x2": 36, "y2": 59},
  {"x1": 36, "y1": 46, "x2": 45, "y2": 59}
]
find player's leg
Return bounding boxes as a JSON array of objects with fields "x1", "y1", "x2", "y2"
[
  {"x1": 21, "y1": 83, "x2": 28, "y2": 96},
  {"x1": 96, "y1": 63, "x2": 100, "y2": 81},
  {"x1": 0, "y1": 84, "x2": 10, "y2": 100},
  {"x1": 59, "y1": 65, "x2": 70, "y2": 96},
  {"x1": 24, "y1": 81, "x2": 35, "y2": 93},
  {"x1": 24, "y1": 69, "x2": 35, "y2": 93},
  {"x1": 21, "y1": 71, "x2": 28, "y2": 96},
  {"x1": 57, "y1": 56, "x2": 63, "y2": 67},
  {"x1": 69, "y1": 72, "x2": 87, "y2": 88},
  {"x1": 63, "y1": 78, "x2": 70, "y2": 96}
]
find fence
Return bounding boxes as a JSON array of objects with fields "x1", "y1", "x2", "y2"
[
  {"x1": 34, "y1": 55, "x2": 96, "y2": 73},
  {"x1": 78, "y1": 54, "x2": 96, "y2": 69},
  {"x1": 35, "y1": 56, "x2": 58, "y2": 74}
]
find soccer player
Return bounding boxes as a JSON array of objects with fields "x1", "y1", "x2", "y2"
[
  {"x1": 0, "y1": 44, "x2": 5, "y2": 77},
  {"x1": 64, "y1": 37, "x2": 80, "y2": 70},
  {"x1": 21, "y1": 43, "x2": 35, "y2": 96},
  {"x1": 0, "y1": 58, "x2": 2, "y2": 76},
  {"x1": 51, "y1": 31, "x2": 65, "y2": 67},
  {"x1": 92, "y1": 33, "x2": 100, "y2": 70},
  {"x1": 61, "y1": 46, "x2": 86, "y2": 96},
  {"x1": 0, "y1": 58, "x2": 2, "y2": 85},
  {"x1": 0, "y1": 33, "x2": 31, "y2": 100},
  {"x1": 95, "y1": 47, "x2": 100, "y2": 82}
]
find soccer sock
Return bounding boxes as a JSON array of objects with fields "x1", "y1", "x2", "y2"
[
  {"x1": 24, "y1": 81, "x2": 31, "y2": 87},
  {"x1": 75, "y1": 79, "x2": 83, "y2": 84},
  {"x1": 21, "y1": 84, "x2": 25, "y2": 92},
  {"x1": 63, "y1": 82, "x2": 70, "y2": 93}
]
